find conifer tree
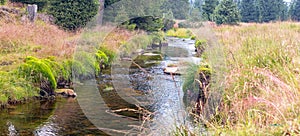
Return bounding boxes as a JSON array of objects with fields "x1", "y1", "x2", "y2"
[
  {"x1": 202, "y1": 0, "x2": 219, "y2": 21},
  {"x1": 291, "y1": 0, "x2": 300, "y2": 21},
  {"x1": 240, "y1": 0, "x2": 259, "y2": 22},
  {"x1": 214, "y1": 0, "x2": 240, "y2": 25}
]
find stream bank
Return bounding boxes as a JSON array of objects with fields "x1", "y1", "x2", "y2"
[{"x1": 0, "y1": 37, "x2": 201, "y2": 135}]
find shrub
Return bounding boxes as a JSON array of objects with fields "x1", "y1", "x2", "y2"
[
  {"x1": 18, "y1": 56, "x2": 57, "y2": 90},
  {"x1": 195, "y1": 39, "x2": 207, "y2": 48},
  {"x1": 122, "y1": 16, "x2": 164, "y2": 32},
  {"x1": 48, "y1": 0, "x2": 99, "y2": 31},
  {"x1": 0, "y1": 71, "x2": 38, "y2": 102},
  {"x1": 98, "y1": 46, "x2": 116, "y2": 65},
  {"x1": 166, "y1": 28, "x2": 192, "y2": 38},
  {"x1": 0, "y1": 0, "x2": 6, "y2": 5},
  {"x1": 214, "y1": 0, "x2": 240, "y2": 25}
]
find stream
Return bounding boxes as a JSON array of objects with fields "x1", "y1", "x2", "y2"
[{"x1": 0, "y1": 37, "x2": 200, "y2": 136}]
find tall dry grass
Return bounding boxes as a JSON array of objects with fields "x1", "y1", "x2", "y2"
[
  {"x1": 0, "y1": 21, "x2": 77, "y2": 57},
  {"x1": 209, "y1": 22, "x2": 300, "y2": 135}
]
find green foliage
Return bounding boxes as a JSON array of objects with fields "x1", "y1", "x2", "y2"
[
  {"x1": 48, "y1": 0, "x2": 99, "y2": 31},
  {"x1": 98, "y1": 46, "x2": 116, "y2": 65},
  {"x1": 189, "y1": 8, "x2": 202, "y2": 22},
  {"x1": 114, "y1": 5, "x2": 129, "y2": 23},
  {"x1": 195, "y1": 39, "x2": 207, "y2": 48},
  {"x1": 183, "y1": 62, "x2": 212, "y2": 92},
  {"x1": 95, "y1": 50, "x2": 109, "y2": 71},
  {"x1": 291, "y1": 0, "x2": 300, "y2": 21},
  {"x1": 163, "y1": 18, "x2": 176, "y2": 31},
  {"x1": 202, "y1": 0, "x2": 219, "y2": 21},
  {"x1": 122, "y1": 16, "x2": 164, "y2": 32},
  {"x1": 0, "y1": 71, "x2": 38, "y2": 103},
  {"x1": 95, "y1": 50, "x2": 108, "y2": 64},
  {"x1": 10, "y1": 0, "x2": 49, "y2": 11},
  {"x1": 121, "y1": 34, "x2": 153, "y2": 55},
  {"x1": 214, "y1": 0, "x2": 240, "y2": 25},
  {"x1": 254, "y1": 0, "x2": 288, "y2": 22},
  {"x1": 166, "y1": 28, "x2": 192, "y2": 38},
  {"x1": 74, "y1": 51, "x2": 99, "y2": 76},
  {"x1": 150, "y1": 31, "x2": 165, "y2": 43},
  {"x1": 62, "y1": 59, "x2": 85, "y2": 78},
  {"x1": 104, "y1": 0, "x2": 121, "y2": 8},
  {"x1": 172, "y1": 125, "x2": 195, "y2": 136},
  {"x1": 178, "y1": 21, "x2": 203, "y2": 28},
  {"x1": 240, "y1": 0, "x2": 259, "y2": 22},
  {"x1": 0, "y1": 0, "x2": 6, "y2": 5},
  {"x1": 162, "y1": 0, "x2": 190, "y2": 19},
  {"x1": 191, "y1": 35, "x2": 196, "y2": 40},
  {"x1": 19, "y1": 56, "x2": 57, "y2": 90},
  {"x1": 183, "y1": 63, "x2": 199, "y2": 92}
]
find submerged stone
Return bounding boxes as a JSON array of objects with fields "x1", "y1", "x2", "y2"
[
  {"x1": 135, "y1": 53, "x2": 163, "y2": 61},
  {"x1": 55, "y1": 89, "x2": 77, "y2": 97},
  {"x1": 164, "y1": 67, "x2": 181, "y2": 75}
]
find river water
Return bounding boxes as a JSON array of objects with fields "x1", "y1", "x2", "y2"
[{"x1": 0, "y1": 37, "x2": 200, "y2": 135}]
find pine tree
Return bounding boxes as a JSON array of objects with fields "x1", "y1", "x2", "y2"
[
  {"x1": 240, "y1": 0, "x2": 259, "y2": 22},
  {"x1": 48, "y1": 0, "x2": 99, "y2": 31},
  {"x1": 202, "y1": 0, "x2": 219, "y2": 21},
  {"x1": 256, "y1": 0, "x2": 287, "y2": 22},
  {"x1": 291, "y1": 0, "x2": 300, "y2": 21},
  {"x1": 214, "y1": 0, "x2": 240, "y2": 25},
  {"x1": 162, "y1": 0, "x2": 190, "y2": 19}
]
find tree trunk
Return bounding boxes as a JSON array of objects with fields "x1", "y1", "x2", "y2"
[{"x1": 97, "y1": 0, "x2": 105, "y2": 25}]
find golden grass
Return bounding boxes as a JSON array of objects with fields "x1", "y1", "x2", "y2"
[
  {"x1": 208, "y1": 22, "x2": 300, "y2": 135},
  {"x1": 166, "y1": 28, "x2": 192, "y2": 38},
  {"x1": 0, "y1": 21, "x2": 79, "y2": 71}
]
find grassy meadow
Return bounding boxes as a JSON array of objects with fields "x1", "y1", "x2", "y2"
[{"x1": 188, "y1": 22, "x2": 300, "y2": 135}]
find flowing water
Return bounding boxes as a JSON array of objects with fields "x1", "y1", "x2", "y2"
[{"x1": 0, "y1": 37, "x2": 200, "y2": 135}]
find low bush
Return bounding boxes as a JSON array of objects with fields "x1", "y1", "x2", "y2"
[{"x1": 166, "y1": 28, "x2": 192, "y2": 38}]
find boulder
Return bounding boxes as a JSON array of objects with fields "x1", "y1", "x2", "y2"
[
  {"x1": 55, "y1": 89, "x2": 77, "y2": 97},
  {"x1": 164, "y1": 67, "x2": 180, "y2": 75}
]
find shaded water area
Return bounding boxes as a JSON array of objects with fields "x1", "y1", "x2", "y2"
[{"x1": 0, "y1": 37, "x2": 200, "y2": 135}]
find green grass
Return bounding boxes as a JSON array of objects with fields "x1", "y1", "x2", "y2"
[{"x1": 0, "y1": 71, "x2": 38, "y2": 103}]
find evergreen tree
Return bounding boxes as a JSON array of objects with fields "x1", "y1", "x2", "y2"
[
  {"x1": 48, "y1": 0, "x2": 99, "y2": 31},
  {"x1": 202, "y1": 0, "x2": 219, "y2": 21},
  {"x1": 256, "y1": 0, "x2": 287, "y2": 22},
  {"x1": 279, "y1": 1, "x2": 289, "y2": 21},
  {"x1": 162, "y1": 0, "x2": 190, "y2": 19},
  {"x1": 214, "y1": 0, "x2": 240, "y2": 25},
  {"x1": 240, "y1": 0, "x2": 259, "y2": 22},
  {"x1": 291, "y1": 0, "x2": 300, "y2": 21}
]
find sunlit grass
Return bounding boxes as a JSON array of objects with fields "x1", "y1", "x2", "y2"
[{"x1": 166, "y1": 28, "x2": 193, "y2": 38}]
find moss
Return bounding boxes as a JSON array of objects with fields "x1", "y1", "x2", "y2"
[
  {"x1": 0, "y1": 71, "x2": 38, "y2": 103},
  {"x1": 135, "y1": 53, "x2": 163, "y2": 62}
]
